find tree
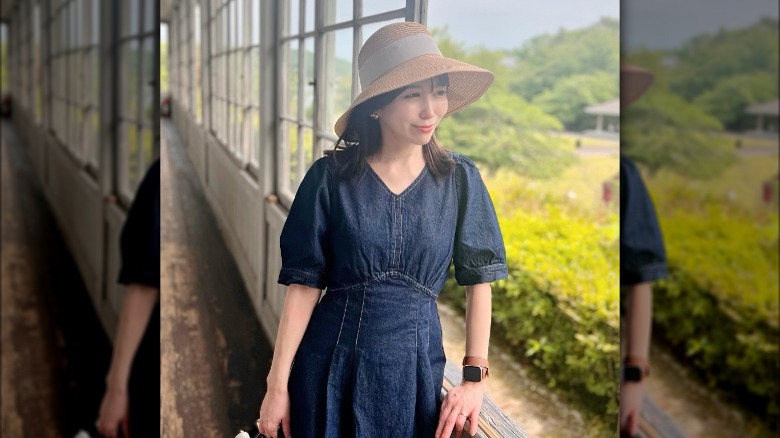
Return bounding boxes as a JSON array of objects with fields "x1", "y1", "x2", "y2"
[
  {"x1": 437, "y1": 89, "x2": 577, "y2": 178},
  {"x1": 622, "y1": 89, "x2": 736, "y2": 179},
  {"x1": 532, "y1": 72, "x2": 618, "y2": 131},
  {"x1": 693, "y1": 72, "x2": 777, "y2": 131},
  {"x1": 507, "y1": 17, "x2": 620, "y2": 101}
]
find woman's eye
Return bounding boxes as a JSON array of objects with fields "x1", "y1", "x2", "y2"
[
  {"x1": 404, "y1": 92, "x2": 420, "y2": 98},
  {"x1": 435, "y1": 89, "x2": 448, "y2": 96}
]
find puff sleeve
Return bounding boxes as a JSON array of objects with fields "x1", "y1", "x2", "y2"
[
  {"x1": 278, "y1": 157, "x2": 332, "y2": 289},
  {"x1": 452, "y1": 154, "x2": 509, "y2": 286},
  {"x1": 620, "y1": 156, "x2": 669, "y2": 285},
  {"x1": 118, "y1": 159, "x2": 161, "y2": 288}
]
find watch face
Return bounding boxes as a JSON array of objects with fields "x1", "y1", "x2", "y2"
[
  {"x1": 463, "y1": 366, "x2": 482, "y2": 382},
  {"x1": 624, "y1": 365, "x2": 643, "y2": 382}
]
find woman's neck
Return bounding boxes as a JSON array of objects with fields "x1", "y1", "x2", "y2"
[{"x1": 372, "y1": 143, "x2": 423, "y2": 164}]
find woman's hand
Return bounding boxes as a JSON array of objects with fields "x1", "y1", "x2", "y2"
[
  {"x1": 96, "y1": 387, "x2": 129, "y2": 438},
  {"x1": 619, "y1": 381, "x2": 645, "y2": 437},
  {"x1": 257, "y1": 386, "x2": 291, "y2": 438},
  {"x1": 435, "y1": 381, "x2": 485, "y2": 438}
]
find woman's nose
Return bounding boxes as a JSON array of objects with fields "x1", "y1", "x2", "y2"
[{"x1": 420, "y1": 96, "x2": 435, "y2": 118}]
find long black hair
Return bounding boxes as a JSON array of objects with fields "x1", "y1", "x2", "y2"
[{"x1": 328, "y1": 74, "x2": 455, "y2": 180}]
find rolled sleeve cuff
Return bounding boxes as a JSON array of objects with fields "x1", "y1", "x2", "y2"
[
  {"x1": 278, "y1": 267, "x2": 327, "y2": 290},
  {"x1": 621, "y1": 262, "x2": 669, "y2": 286},
  {"x1": 456, "y1": 263, "x2": 509, "y2": 286}
]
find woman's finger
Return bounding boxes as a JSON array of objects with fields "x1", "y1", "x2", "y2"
[
  {"x1": 442, "y1": 403, "x2": 464, "y2": 438},
  {"x1": 454, "y1": 411, "x2": 468, "y2": 437},
  {"x1": 469, "y1": 410, "x2": 480, "y2": 436},
  {"x1": 282, "y1": 415, "x2": 291, "y2": 438}
]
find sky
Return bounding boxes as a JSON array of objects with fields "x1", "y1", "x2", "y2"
[
  {"x1": 426, "y1": 0, "x2": 619, "y2": 50},
  {"x1": 622, "y1": 0, "x2": 778, "y2": 51}
]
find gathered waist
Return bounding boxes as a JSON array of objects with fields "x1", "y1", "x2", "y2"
[{"x1": 325, "y1": 270, "x2": 440, "y2": 300}]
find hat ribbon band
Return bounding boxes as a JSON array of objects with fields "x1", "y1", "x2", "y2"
[{"x1": 359, "y1": 33, "x2": 442, "y2": 88}]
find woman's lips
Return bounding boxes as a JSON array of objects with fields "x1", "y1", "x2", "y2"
[{"x1": 414, "y1": 124, "x2": 434, "y2": 133}]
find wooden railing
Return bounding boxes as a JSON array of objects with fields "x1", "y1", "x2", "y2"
[{"x1": 441, "y1": 361, "x2": 528, "y2": 438}]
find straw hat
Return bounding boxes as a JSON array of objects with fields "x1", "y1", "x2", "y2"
[
  {"x1": 334, "y1": 22, "x2": 495, "y2": 137},
  {"x1": 620, "y1": 63, "x2": 654, "y2": 108}
]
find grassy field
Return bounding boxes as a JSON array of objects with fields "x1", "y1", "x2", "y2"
[{"x1": 484, "y1": 154, "x2": 620, "y2": 217}]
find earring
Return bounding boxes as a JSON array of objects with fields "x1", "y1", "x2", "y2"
[{"x1": 369, "y1": 113, "x2": 379, "y2": 119}]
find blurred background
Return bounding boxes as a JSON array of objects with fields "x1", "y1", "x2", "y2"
[
  {"x1": 160, "y1": 0, "x2": 619, "y2": 436},
  {"x1": 622, "y1": 0, "x2": 779, "y2": 436},
  {"x1": 1, "y1": 0, "x2": 159, "y2": 436}
]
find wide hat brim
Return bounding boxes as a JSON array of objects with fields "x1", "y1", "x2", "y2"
[
  {"x1": 334, "y1": 54, "x2": 494, "y2": 137},
  {"x1": 621, "y1": 63, "x2": 654, "y2": 108}
]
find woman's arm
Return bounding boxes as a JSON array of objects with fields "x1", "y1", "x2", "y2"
[
  {"x1": 265, "y1": 284, "x2": 322, "y2": 390},
  {"x1": 436, "y1": 282, "x2": 492, "y2": 438},
  {"x1": 106, "y1": 283, "x2": 160, "y2": 390},
  {"x1": 625, "y1": 282, "x2": 652, "y2": 359},
  {"x1": 257, "y1": 284, "x2": 321, "y2": 438},
  {"x1": 620, "y1": 282, "x2": 653, "y2": 436},
  {"x1": 465, "y1": 283, "x2": 492, "y2": 359},
  {"x1": 97, "y1": 283, "x2": 159, "y2": 436}
]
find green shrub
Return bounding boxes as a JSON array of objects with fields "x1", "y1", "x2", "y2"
[
  {"x1": 441, "y1": 198, "x2": 620, "y2": 425},
  {"x1": 651, "y1": 205, "x2": 779, "y2": 425}
]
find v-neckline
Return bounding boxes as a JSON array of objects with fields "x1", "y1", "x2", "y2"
[{"x1": 366, "y1": 162, "x2": 428, "y2": 197}]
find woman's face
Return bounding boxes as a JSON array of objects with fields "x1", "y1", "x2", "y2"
[{"x1": 375, "y1": 78, "x2": 448, "y2": 149}]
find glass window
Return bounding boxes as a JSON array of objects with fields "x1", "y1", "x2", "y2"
[{"x1": 276, "y1": 1, "x2": 411, "y2": 206}]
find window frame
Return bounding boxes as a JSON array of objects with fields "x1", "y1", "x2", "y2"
[{"x1": 274, "y1": 0, "x2": 424, "y2": 209}]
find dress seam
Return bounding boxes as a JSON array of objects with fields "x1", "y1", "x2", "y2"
[
  {"x1": 335, "y1": 293, "x2": 350, "y2": 346},
  {"x1": 327, "y1": 271, "x2": 437, "y2": 299},
  {"x1": 354, "y1": 286, "x2": 367, "y2": 351}
]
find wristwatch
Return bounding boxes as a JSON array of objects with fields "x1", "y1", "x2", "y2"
[
  {"x1": 462, "y1": 356, "x2": 490, "y2": 382},
  {"x1": 623, "y1": 356, "x2": 650, "y2": 382}
]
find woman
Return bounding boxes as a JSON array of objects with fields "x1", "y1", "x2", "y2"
[
  {"x1": 96, "y1": 160, "x2": 161, "y2": 438},
  {"x1": 257, "y1": 22, "x2": 507, "y2": 438}
]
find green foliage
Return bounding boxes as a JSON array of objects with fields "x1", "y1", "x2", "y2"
[
  {"x1": 432, "y1": 23, "x2": 621, "y2": 178},
  {"x1": 160, "y1": 42, "x2": 169, "y2": 93},
  {"x1": 644, "y1": 167, "x2": 780, "y2": 426},
  {"x1": 507, "y1": 17, "x2": 619, "y2": 101},
  {"x1": 437, "y1": 90, "x2": 577, "y2": 178},
  {"x1": 0, "y1": 42, "x2": 7, "y2": 94},
  {"x1": 669, "y1": 17, "x2": 779, "y2": 102},
  {"x1": 440, "y1": 174, "x2": 620, "y2": 426},
  {"x1": 624, "y1": 18, "x2": 779, "y2": 136},
  {"x1": 621, "y1": 88, "x2": 737, "y2": 178},
  {"x1": 533, "y1": 72, "x2": 618, "y2": 130},
  {"x1": 693, "y1": 72, "x2": 778, "y2": 130}
]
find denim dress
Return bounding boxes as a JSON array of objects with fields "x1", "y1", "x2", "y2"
[
  {"x1": 619, "y1": 156, "x2": 669, "y2": 286},
  {"x1": 278, "y1": 151, "x2": 508, "y2": 437}
]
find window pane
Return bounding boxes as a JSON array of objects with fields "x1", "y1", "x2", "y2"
[
  {"x1": 250, "y1": 0, "x2": 260, "y2": 45},
  {"x1": 92, "y1": 0, "x2": 100, "y2": 44},
  {"x1": 142, "y1": 36, "x2": 155, "y2": 123},
  {"x1": 324, "y1": 0, "x2": 353, "y2": 26},
  {"x1": 121, "y1": 40, "x2": 139, "y2": 119},
  {"x1": 143, "y1": 0, "x2": 155, "y2": 33},
  {"x1": 323, "y1": 27, "x2": 353, "y2": 136},
  {"x1": 250, "y1": 108, "x2": 260, "y2": 166},
  {"x1": 120, "y1": 121, "x2": 140, "y2": 195},
  {"x1": 141, "y1": 127, "x2": 153, "y2": 169},
  {"x1": 251, "y1": 46, "x2": 260, "y2": 107},
  {"x1": 303, "y1": 37, "x2": 314, "y2": 123},
  {"x1": 285, "y1": 121, "x2": 299, "y2": 190},
  {"x1": 88, "y1": 110, "x2": 100, "y2": 166},
  {"x1": 91, "y1": 49, "x2": 100, "y2": 105},
  {"x1": 286, "y1": 0, "x2": 299, "y2": 36},
  {"x1": 362, "y1": 0, "x2": 406, "y2": 18},
  {"x1": 123, "y1": 0, "x2": 140, "y2": 37},
  {"x1": 304, "y1": 0, "x2": 314, "y2": 33},
  {"x1": 284, "y1": 39, "x2": 298, "y2": 117}
]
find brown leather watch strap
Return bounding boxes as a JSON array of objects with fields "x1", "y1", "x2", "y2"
[
  {"x1": 624, "y1": 355, "x2": 650, "y2": 377},
  {"x1": 463, "y1": 356, "x2": 490, "y2": 378}
]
